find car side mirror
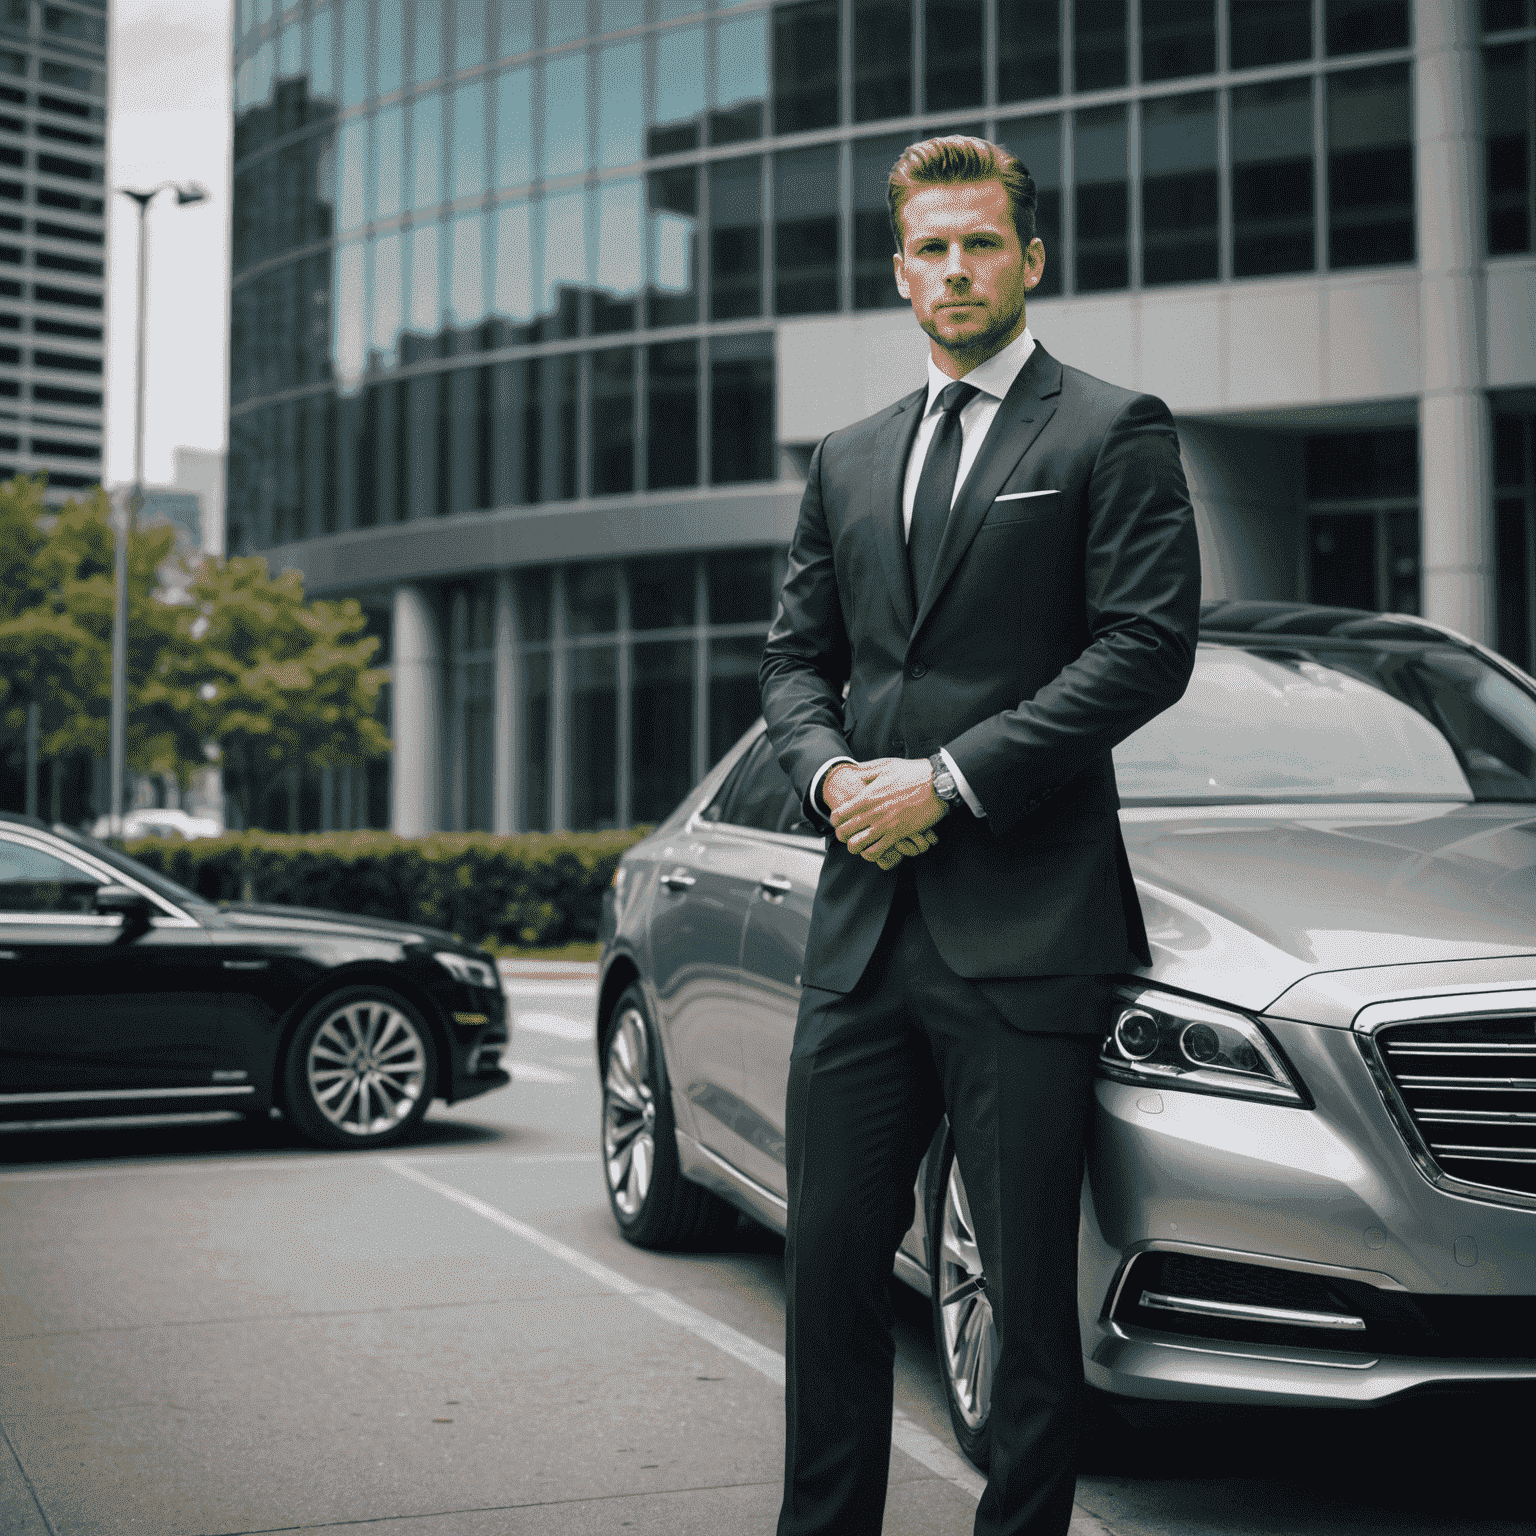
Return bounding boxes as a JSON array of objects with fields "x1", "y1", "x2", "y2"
[{"x1": 95, "y1": 884, "x2": 156, "y2": 933}]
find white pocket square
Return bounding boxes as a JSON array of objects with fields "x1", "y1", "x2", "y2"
[{"x1": 993, "y1": 489, "x2": 1058, "y2": 502}]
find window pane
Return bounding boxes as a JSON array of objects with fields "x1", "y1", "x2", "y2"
[
  {"x1": 543, "y1": 52, "x2": 587, "y2": 180},
  {"x1": 1074, "y1": 104, "x2": 1128, "y2": 292},
  {"x1": 376, "y1": 0, "x2": 404, "y2": 94},
  {"x1": 647, "y1": 340, "x2": 699, "y2": 489},
  {"x1": 494, "y1": 66, "x2": 532, "y2": 189},
  {"x1": 534, "y1": 352, "x2": 579, "y2": 501},
  {"x1": 1141, "y1": 91, "x2": 1218, "y2": 285},
  {"x1": 594, "y1": 178, "x2": 644, "y2": 333},
  {"x1": 404, "y1": 372, "x2": 440, "y2": 517},
  {"x1": 1074, "y1": 0, "x2": 1126, "y2": 91},
  {"x1": 446, "y1": 211, "x2": 487, "y2": 342},
  {"x1": 597, "y1": 40, "x2": 644, "y2": 169},
  {"x1": 410, "y1": 91, "x2": 444, "y2": 210},
  {"x1": 1308, "y1": 512, "x2": 1376, "y2": 608},
  {"x1": 648, "y1": 166, "x2": 700, "y2": 326},
  {"x1": 1496, "y1": 493, "x2": 1530, "y2": 670},
  {"x1": 711, "y1": 332, "x2": 775, "y2": 484},
  {"x1": 546, "y1": 0, "x2": 588, "y2": 46},
  {"x1": 709, "y1": 636, "x2": 769, "y2": 764},
  {"x1": 591, "y1": 346, "x2": 636, "y2": 496},
  {"x1": 453, "y1": 0, "x2": 487, "y2": 71},
  {"x1": 334, "y1": 239, "x2": 366, "y2": 383},
  {"x1": 713, "y1": 10, "x2": 768, "y2": 144},
  {"x1": 1386, "y1": 508, "x2": 1420, "y2": 615},
  {"x1": 443, "y1": 367, "x2": 487, "y2": 514},
  {"x1": 709, "y1": 548, "x2": 776, "y2": 624},
  {"x1": 516, "y1": 567, "x2": 552, "y2": 641},
  {"x1": 998, "y1": 0, "x2": 1061, "y2": 103},
  {"x1": 1141, "y1": 0, "x2": 1215, "y2": 82},
  {"x1": 520, "y1": 650, "x2": 551, "y2": 830},
  {"x1": 1232, "y1": 77, "x2": 1315, "y2": 276},
  {"x1": 652, "y1": 25, "x2": 706, "y2": 153},
  {"x1": 412, "y1": 0, "x2": 442, "y2": 83},
  {"x1": 490, "y1": 358, "x2": 533, "y2": 504},
  {"x1": 336, "y1": 115, "x2": 366, "y2": 230},
  {"x1": 710, "y1": 156, "x2": 763, "y2": 319},
  {"x1": 855, "y1": 0, "x2": 912, "y2": 122},
  {"x1": 541, "y1": 188, "x2": 587, "y2": 338},
  {"x1": 630, "y1": 555, "x2": 696, "y2": 630},
  {"x1": 450, "y1": 79, "x2": 487, "y2": 201},
  {"x1": 1229, "y1": 0, "x2": 1312, "y2": 68},
  {"x1": 491, "y1": 200, "x2": 536, "y2": 337},
  {"x1": 370, "y1": 229, "x2": 404, "y2": 364},
  {"x1": 775, "y1": 0, "x2": 841, "y2": 133},
  {"x1": 570, "y1": 646, "x2": 619, "y2": 830},
  {"x1": 1306, "y1": 428, "x2": 1417, "y2": 499},
  {"x1": 854, "y1": 132, "x2": 907, "y2": 309},
  {"x1": 374, "y1": 103, "x2": 404, "y2": 218},
  {"x1": 1325, "y1": 0, "x2": 1409, "y2": 56},
  {"x1": 1485, "y1": 43, "x2": 1532, "y2": 256},
  {"x1": 1327, "y1": 64, "x2": 1414, "y2": 268},
  {"x1": 406, "y1": 220, "x2": 440, "y2": 350},
  {"x1": 632, "y1": 640, "x2": 697, "y2": 822},
  {"x1": 774, "y1": 144, "x2": 839, "y2": 315},
  {"x1": 925, "y1": 0, "x2": 984, "y2": 111},
  {"x1": 0, "y1": 839, "x2": 101, "y2": 913},
  {"x1": 997, "y1": 113, "x2": 1062, "y2": 297},
  {"x1": 568, "y1": 563, "x2": 620, "y2": 636},
  {"x1": 340, "y1": 0, "x2": 369, "y2": 104}
]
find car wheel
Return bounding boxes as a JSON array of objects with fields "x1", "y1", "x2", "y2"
[
  {"x1": 283, "y1": 985, "x2": 438, "y2": 1150},
  {"x1": 930, "y1": 1132, "x2": 995, "y2": 1471},
  {"x1": 601, "y1": 984, "x2": 735, "y2": 1249}
]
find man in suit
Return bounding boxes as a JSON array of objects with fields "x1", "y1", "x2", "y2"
[{"x1": 758, "y1": 136, "x2": 1201, "y2": 1536}]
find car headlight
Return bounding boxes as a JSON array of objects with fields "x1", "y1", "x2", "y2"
[
  {"x1": 434, "y1": 951, "x2": 500, "y2": 991},
  {"x1": 1099, "y1": 987, "x2": 1308, "y2": 1106}
]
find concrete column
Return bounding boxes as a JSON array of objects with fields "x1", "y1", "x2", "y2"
[
  {"x1": 492, "y1": 572, "x2": 517, "y2": 834},
  {"x1": 1416, "y1": 0, "x2": 1494, "y2": 643},
  {"x1": 390, "y1": 584, "x2": 442, "y2": 835}
]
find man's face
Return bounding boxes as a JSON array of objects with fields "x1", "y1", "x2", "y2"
[{"x1": 893, "y1": 179, "x2": 1045, "y2": 368}]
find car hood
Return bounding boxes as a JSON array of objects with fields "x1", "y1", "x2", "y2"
[
  {"x1": 212, "y1": 901, "x2": 462, "y2": 949},
  {"x1": 1122, "y1": 801, "x2": 1536, "y2": 1013}
]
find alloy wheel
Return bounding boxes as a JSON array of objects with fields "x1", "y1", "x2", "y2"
[
  {"x1": 938, "y1": 1157, "x2": 996, "y2": 1431},
  {"x1": 603, "y1": 1005, "x2": 657, "y2": 1218},
  {"x1": 305, "y1": 998, "x2": 429, "y2": 1138}
]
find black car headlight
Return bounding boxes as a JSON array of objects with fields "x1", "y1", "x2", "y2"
[
  {"x1": 434, "y1": 951, "x2": 501, "y2": 992},
  {"x1": 1099, "y1": 987, "x2": 1308, "y2": 1106}
]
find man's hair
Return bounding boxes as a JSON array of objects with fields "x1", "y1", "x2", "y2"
[{"x1": 886, "y1": 135, "x2": 1038, "y2": 252}]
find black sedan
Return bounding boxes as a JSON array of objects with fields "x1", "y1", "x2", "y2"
[{"x1": 0, "y1": 814, "x2": 510, "y2": 1148}]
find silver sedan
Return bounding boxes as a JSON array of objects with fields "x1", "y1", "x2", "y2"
[{"x1": 595, "y1": 600, "x2": 1536, "y2": 1469}]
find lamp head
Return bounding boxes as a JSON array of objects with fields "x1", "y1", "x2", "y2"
[{"x1": 175, "y1": 182, "x2": 209, "y2": 206}]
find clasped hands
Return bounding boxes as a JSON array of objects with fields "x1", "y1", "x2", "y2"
[{"x1": 824, "y1": 757, "x2": 948, "y2": 872}]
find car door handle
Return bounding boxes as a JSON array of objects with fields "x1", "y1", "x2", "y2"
[
  {"x1": 759, "y1": 875, "x2": 793, "y2": 895},
  {"x1": 660, "y1": 869, "x2": 697, "y2": 892},
  {"x1": 0, "y1": 949, "x2": 15, "y2": 960},
  {"x1": 222, "y1": 959, "x2": 269, "y2": 971}
]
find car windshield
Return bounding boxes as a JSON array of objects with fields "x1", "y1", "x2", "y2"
[
  {"x1": 1113, "y1": 639, "x2": 1536, "y2": 805},
  {"x1": 51, "y1": 825, "x2": 215, "y2": 909}
]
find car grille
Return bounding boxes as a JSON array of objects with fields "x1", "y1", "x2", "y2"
[
  {"x1": 1373, "y1": 1014, "x2": 1536, "y2": 1200},
  {"x1": 1112, "y1": 1253, "x2": 1536, "y2": 1360}
]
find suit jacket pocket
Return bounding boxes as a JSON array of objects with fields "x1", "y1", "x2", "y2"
[{"x1": 980, "y1": 489, "x2": 1062, "y2": 527}]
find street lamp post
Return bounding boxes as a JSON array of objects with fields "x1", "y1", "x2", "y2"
[{"x1": 107, "y1": 180, "x2": 208, "y2": 837}]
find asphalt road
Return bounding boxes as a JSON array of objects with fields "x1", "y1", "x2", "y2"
[{"x1": 1, "y1": 966, "x2": 1528, "y2": 1536}]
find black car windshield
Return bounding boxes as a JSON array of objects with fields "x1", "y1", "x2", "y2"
[
  {"x1": 1114, "y1": 640, "x2": 1536, "y2": 805},
  {"x1": 50, "y1": 825, "x2": 216, "y2": 909}
]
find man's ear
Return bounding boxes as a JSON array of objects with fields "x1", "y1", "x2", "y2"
[
  {"x1": 893, "y1": 251, "x2": 909, "y2": 300},
  {"x1": 1024, "y1": 237, "x2": 1045, "y2": 291}
]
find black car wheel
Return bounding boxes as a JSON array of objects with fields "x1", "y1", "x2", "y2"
[
  {"x1": 601, "y1": 984, "x2": 734, "y2": 1249},
  {"x1": 283, "y1": 985, "x2": 438, "y2": 1150},
  {"x1": 930, "y1": 1131, "x2": 995, "y2": 1471}
]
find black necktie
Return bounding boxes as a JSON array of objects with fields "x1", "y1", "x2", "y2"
[{"x1": 907, "y1": 380, "x2": 979, "y2": 611}]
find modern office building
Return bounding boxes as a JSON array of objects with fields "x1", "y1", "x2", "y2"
[
  {"x1": 0, "y1": 0, "x2": 107, "y2": 499},
  {"x1": 229, "y1": 0, "x2": 1536, "y2": 834}
]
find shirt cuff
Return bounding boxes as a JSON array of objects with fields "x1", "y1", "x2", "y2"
[
  {"x1": 809, "y1": 756, "x2": 858, "y2": 817},
  {"x1": 939, "y1": 747, "x2": 986, "y2": 818}
]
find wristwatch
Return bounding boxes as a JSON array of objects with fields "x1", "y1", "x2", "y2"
[{"x1": 929, "y1": 752, "x2": 962, "y2": 810}]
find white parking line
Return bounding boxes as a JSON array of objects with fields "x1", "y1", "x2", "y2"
[{"x1": 386, "y1": 1160, "x2": 987, "y2": 1503}]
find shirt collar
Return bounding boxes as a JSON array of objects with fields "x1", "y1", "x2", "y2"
[{"x1": 924, "y1": 326, "x2": 1036, "y2": 414}]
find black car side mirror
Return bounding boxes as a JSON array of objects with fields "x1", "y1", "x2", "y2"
[{"x1": 95, "y1": 884, "x2": 156, "y2": 935}]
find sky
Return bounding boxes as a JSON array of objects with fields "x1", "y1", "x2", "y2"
[{"x1": 104, "y1": 0, "x2": 233, "y2": 488}]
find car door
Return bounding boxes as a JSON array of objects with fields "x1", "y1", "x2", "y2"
[
  {"x1": 644, "y1": 732, "x2": 785, "y2": 1164},
  {"x1": 0, "y1": 830, "x2": 242, "y2": 1117},
  {"x1": 733, "y1": 776, "x2": 825, "y2": 1199}
]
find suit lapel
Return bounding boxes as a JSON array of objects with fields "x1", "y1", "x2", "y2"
[
  {"x1": 911, "y1": 343, "x2": 1063, "y2": 638},
  {"x1": 869, "y1": 387, "x2": 926, "y2": 635}
]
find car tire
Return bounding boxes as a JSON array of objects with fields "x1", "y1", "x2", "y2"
[
  {"x1": 601, "y1": 984, "x2": 735, "y2": 1250},
  {"x1": 283, "y1": 985, "x2": 438, "y2": 1150},
  {"x1": 929, "y1": 1131, "x2": 994, "y2": 1472}
]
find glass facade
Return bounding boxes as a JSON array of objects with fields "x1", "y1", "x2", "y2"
[{"x1": 1486, "y1": 2, "x2": 1536, "y2": 255}]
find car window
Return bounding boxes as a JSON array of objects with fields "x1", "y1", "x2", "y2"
[
  {"x1": 0, "y1": 836, "x2": 104, "y2": 914},
  {"x1": 50, "y1": 825, "x2": 210, "y2": 909},
  {"x1": 703, "y1": 734, "x2": 798, "y2": 832}
]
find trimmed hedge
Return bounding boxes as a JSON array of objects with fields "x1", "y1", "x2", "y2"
[{"x1": 123, "y1": 829, "x2": 648, "y2": 948}]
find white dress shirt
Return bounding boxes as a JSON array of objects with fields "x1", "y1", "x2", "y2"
[{"x1": 812, "y1": 326, "x2": 1038, "y2": 822}]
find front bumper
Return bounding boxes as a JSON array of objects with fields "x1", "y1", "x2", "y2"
[{"x1": 1080, "y1": 1014, "x2": 1536, "y2": 1407}]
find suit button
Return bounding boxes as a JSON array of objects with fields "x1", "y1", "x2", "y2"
[{"x1": 908, "y1": 660, "x2": 928, "y2": 679}]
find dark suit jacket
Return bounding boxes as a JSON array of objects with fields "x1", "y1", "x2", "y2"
[{"x1": 758, "y1": 341, "x2": 1201, "y2": 1004}]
